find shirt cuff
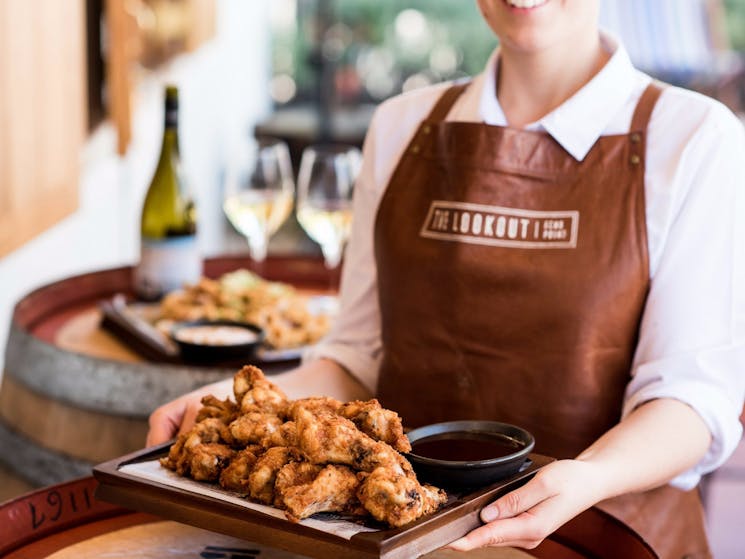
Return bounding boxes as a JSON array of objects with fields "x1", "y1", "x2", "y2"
[
  {"x1": 623, "y1": 349, "x2": 745, "y2": 490},
  {"x1": 302, "y1": 342, "x2": 381, "y2": 395}
]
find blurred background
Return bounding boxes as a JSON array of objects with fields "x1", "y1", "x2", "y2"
[
  {"x1": 3, "y1": 0, "x2": 744, "y2": 301},
  {"x1": 0, "y1": 0, "x2": 744, "y2": 554}
]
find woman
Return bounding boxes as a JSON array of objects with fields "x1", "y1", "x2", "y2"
[{"x1": 148, "y1": 1, "x2": 745, "y2": 556}]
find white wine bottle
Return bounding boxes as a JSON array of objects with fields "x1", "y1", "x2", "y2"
[{"x1": 133, "y1": 85, "x2": 201, "y2": 300}]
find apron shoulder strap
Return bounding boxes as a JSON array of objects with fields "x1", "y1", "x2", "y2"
[
  {"x1": 425, "y1": 80, "x2": 471, "y2": 123},
  {"x1": 630, "y1": 80, "x2": 666, "y2": 132}
]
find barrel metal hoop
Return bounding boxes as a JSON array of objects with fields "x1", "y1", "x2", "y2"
[{"x1": 0, "y1": 420, "x2": 92, "y2": 488}]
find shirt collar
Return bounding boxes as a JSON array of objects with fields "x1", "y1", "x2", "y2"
[{"x1": 477, "y1": 31, "x2": 637, "y2": 161}]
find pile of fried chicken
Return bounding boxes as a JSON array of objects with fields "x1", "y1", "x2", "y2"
[{"x1": 161, "y1": 365, "x2": 447, "y2": 528}]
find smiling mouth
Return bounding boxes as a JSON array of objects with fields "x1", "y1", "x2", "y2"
[{"x1": 503, "y1": 0, "x2": 549, "y2": 8}]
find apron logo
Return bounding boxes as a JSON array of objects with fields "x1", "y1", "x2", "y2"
[{"x1": 420, "y1": 200, "x2": 579, "y2": 249}]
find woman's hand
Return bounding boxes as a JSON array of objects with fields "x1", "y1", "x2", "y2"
[
  {"x1": 446, "y1": 459, "x2": 602, "y2": 551},
  {"x1": 146, "y1": 381, "x2": 231, "y2": 447},
  {"x1": 447, "y1": 399, "x2": 711, "y2": 551}
]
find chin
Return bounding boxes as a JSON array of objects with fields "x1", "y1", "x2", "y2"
[{"x1": 500, "y1": 31, "x2": 558, "y2": 55}]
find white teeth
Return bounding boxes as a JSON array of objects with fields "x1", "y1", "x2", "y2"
[{"x1": 506, "y1": 0, "x2": 548, "y2": 8}]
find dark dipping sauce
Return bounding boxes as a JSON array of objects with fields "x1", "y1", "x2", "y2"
[{"x1": 410, "y1": 431, "x2": 525, "y2": 462}]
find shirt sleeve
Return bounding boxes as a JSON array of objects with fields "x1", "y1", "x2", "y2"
[{"x1": 624, "y1": 96, "x2": 745, "y2": 489}]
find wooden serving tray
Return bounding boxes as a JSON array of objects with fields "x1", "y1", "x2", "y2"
[{"x1": 93, "y1": 445, "x2": 553, "y2": 559}]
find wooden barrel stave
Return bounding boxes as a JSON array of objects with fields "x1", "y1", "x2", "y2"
[{"x1": 0, "y1": 376, "x2": 149, "y2": 463}]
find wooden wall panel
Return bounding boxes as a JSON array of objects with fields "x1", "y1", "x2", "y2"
[
  {"x1": 105, "y1": 0, "x2": 216, "y2": 155},
  {"x1": 105, "y1": 0, "x2": 134, "y2": 156},
  {"x1": 0, "y1": 0, "x2": 86, "y2": 257}
]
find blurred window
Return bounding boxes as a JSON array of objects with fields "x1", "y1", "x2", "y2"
[
  {"x1": 599, "y1": 0, "x2": 718, "y2": 83},
  {"x1": 599, "y1": 0, "x2": 744, "y2": 86},
  {"x1": 269, "y1": 0, "x2": 497, "y2": 108},
  {"x1": 269, "y1": 0, "x2": 745, "y2": 114},
  {"x1": 724, "y1": 0, "x2": 745, "y2": 51}
]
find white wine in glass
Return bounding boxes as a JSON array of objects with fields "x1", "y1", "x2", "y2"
[
  {"x1": 223, "y1": 139, "x2": 294, "y2": 262},
  {"x1": 296, "y1": 145, "x2": 361, "y2": 269}
]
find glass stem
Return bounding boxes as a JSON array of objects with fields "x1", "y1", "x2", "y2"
[
  {"x1": 322, "y1": 243, "x2": 342, "y2": 269},
  {"x1": 249, "y1": 239, "x2": 268, "y2": 262}
]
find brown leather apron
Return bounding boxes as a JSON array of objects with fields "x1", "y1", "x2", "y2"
[{"x1": 373, "y1": 82, "x2": 710, "y2": 559}]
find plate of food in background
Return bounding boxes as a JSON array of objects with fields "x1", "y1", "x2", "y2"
[{"x1": 100, "y1": 269, "x2": 338, "y2": 366}]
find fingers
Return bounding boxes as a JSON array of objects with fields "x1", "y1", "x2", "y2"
[
  {"x1": 446, "y1": 460, "x2": 595, "y2": 552},
  {"x1": 447, "y1": 500, "x2": 558, "y2": 551},
  {"x1": 146, "y1": 400, "x2": 187, "y2": 447},
  {"x1": 145, "y1": 383, "x2": 225, "y2": 447},
  {"x1": 178, "y1": 399, "x2": 201, "y2": 436},
  {"x1": 481, "y1": 469, "x2": 557, "y2": 522},
  {"x1": 449, "y1": 500, "x2": 592, "y2": 551}
]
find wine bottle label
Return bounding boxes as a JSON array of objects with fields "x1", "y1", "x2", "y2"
[
  {"x1": 165, "y1": 107, "x2": 178, "y2": 128},
  {"x1": 134, "y1": 235, "x2": 201, "y2": 300}
]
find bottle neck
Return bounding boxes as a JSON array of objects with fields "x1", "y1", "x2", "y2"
[{"x1": 160, "y1": 125, "x2": 179, "y2": 156}]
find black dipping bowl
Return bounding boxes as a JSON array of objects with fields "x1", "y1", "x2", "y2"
[
  {"x1": 405, "y1": 420, "x2": 535, "y2": 489},
  {"x1": 171, "y1": 320, "x2": 265, "y2": 363}
]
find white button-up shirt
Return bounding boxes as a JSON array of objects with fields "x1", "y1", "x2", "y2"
[{"x1": 305, "y1": 33, "x2": 745, "y2": 489}]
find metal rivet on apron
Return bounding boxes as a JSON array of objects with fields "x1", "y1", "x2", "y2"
[
  {"x1": 630, "y1": 132, "x2": 642, "y2": 143},
  {"x1": 411, "y1": 145, "x2": 421, "y2": 154},
  {"x1": 422, "y1": 124, "x2": 432, "y2": 134},
  {"x1": 630, "y1": 154, "x2": 641, "y2": 165}
]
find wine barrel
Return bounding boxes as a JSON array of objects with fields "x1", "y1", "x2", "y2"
[
  {"x1": 0, "y1": 477, "x2": 657, "y2": 559},
  {"x1": 0, "y1": 256, "x2": 339, "y2": 495}
]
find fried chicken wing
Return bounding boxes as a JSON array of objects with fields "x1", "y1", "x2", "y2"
[
  {"x1": 275, "y1": 460, "x2": 322, "y2": 488},
  {"x1": 285, "y1": 396, "x2": 342, "y2": 420},
  {"x1": 233, "y1": 365, "x2": 288, "y2": 414},
  {"x1": 228, "y1": 411, "x2": 283, "y2": 446},
  {"x1": 248, "y1": 446, "x2": 301, "y2": 504},
  {"x1": 260, "y1": 420, "x2": 298, "y2": 449},
  {"x1": 273, "y1": 461, "x2": 322, "y2": 509},
  {"x1": 276, "y1": 463, "x2": 362, "y2": 522},
  {"x1": 219, "y1": 446, "x2": 262, "y2": 494},
  {"x1": 357, "y1": 467, "x2": 447, "y2": 527},
  {"x1": 188, "y1": 443, "x2": 235, "y2": 482},
  {"x1": 295, "y1": 408, "x2": 412, "y2": 475},
  {"x1": 196, "y1": 395, "x2": 239, "y2": 424},
  {"x1": 160, "y1": 418, "x2": 233, "y2": 474},
  {"x1": 338, "y1": 399, "x2": 411, "y2": 453}
]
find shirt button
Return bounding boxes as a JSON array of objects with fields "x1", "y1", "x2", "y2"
[
  {"x1": 422, "y1": 124, "x2": 432, "y2": 134},
  {"x1": 630, "y1": 154, "x2": 641, "y2": 165},
  {"x1": 630, "y1": 132, "x2": 642, "y2": 143},
  {"x1": 411, "y1": 145, "x2": 421, "y2": 154}
]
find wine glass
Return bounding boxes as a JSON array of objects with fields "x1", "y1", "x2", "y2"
[
  {"x1": 296, "y1": 144, "x2": 361, "y2": 269},
  {"x1": 223, "y1": 138, "x2": 295, "y2": 262}
]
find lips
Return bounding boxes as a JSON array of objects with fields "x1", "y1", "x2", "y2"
[{"x1": 503, "y1": 0, "x2": 549, "y2": 8}]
